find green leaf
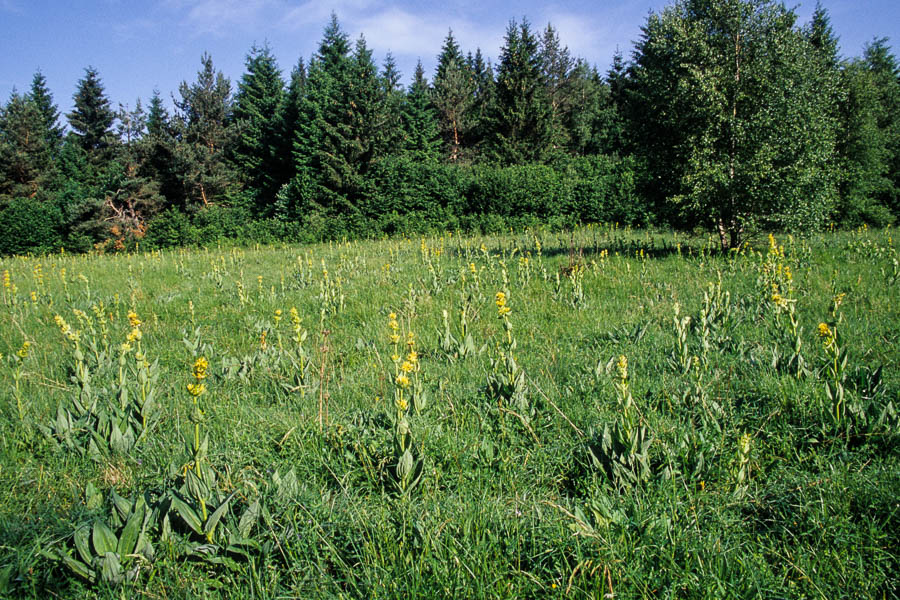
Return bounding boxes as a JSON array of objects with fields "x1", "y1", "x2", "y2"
[
  {"x1": 117, "y1": 500, "x2": 145, "y2": 557},
  {"x1": 169, "y1": 493, "x2": 203, "y2": 534},
  {"x1": 99, "y1": 552, "x2": 122, "y2": 584},
  {"x1": 237, "y1": 499, "x2": 260, "y2": 538},
  {"x1": 61, "y1": 554, "x2": 94, "y2": 582},
  {"x1": 91, "y1": 520, "x2": 118, "y2": 555},
  {"x1": 73, "y1": 524, "x2": 92, "y2": 564},
  {"x1": 204, "y1": 491, "x2": 237, "y2": 539}
]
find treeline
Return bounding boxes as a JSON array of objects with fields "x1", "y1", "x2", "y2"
[{"x1": 1, "y1": 0, "x2": 899, "y2": 255}]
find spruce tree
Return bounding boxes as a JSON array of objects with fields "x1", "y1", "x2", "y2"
[
  {"x1": 486, "y1": 18, "x2": 552, "y2": 165},
  {"x1": 380, "y1": 52, "x2": 406, "y2": 153},
  {"x1": 0, "y1": 92, "x2": 54, "y2": 201},
  {"x1": 68, "y1": 67, "x2": 116, "y2": 159},
  {"x1": 288, "y1": 15, "x2": 383, "y2": 229},
  {"x1": 401, "y1": 61, "x2": 441, "y2": 161},
  {"x1": 270, "y1": 58, "x2": 306, "y2": 203},
  {"x1": 27, "y1": 70, "x2": 64, "y2": 153},
  {"x1": 862, "y1": 39, "x2": 900, "y2": 217},
  {"x1": 232, "y1": 43, "x2": 285, "y2": 215},
  {"x1": 539, "y1": 24, "x2": 575, "y2": 152}
]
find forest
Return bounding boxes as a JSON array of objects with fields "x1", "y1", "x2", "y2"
[{"x1": 1, "y1": 0, "x2": 899, "y2": 255}]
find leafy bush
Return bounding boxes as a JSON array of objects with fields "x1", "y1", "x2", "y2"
[{"x1": 0, "y1": 196, "x2": 63, "y2": 256}]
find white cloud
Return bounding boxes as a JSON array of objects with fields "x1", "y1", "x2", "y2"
[{"x1": 164, "y1": 0, "x2": 276, "y2": 34}]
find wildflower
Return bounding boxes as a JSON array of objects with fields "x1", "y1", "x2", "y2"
[
  {"x1": 274, "y1": 309, "x2": 282, "y2": 324},
  {"x1": 396, "y1": 374, "x2": 410, "y2": 388},
  {"x1": 2, "y1": 270, "x2": 9, "y2": 289},
  {"x1": 186, "y1": 382, "x2": 206, "y2": 397},
  {"x1": 127, "y1": 328, "x2": 142, "y2": 343},
  {"x1": 406, "y1": 350, "x2": 418, "y2": 365},
  {"x1": 400, "y1": 360, "x2": 415, "y2": 373},
  {"x1": 406, "y1": 331, "x2": 415, "y2": 348},
  {"x1": 290, "y1": 307, "x2": 301, "y2": 326},
  {"x1": 616, "y1": 355, "x2": 628, "y2": 382},
  {"x1": 119, "y1": 342, "x2": 132, "y2": 354},
  {"x1": 495, "y1": 291, "x2": 511, "y2": 317},
  {"x1": 395, "y1": 395, "x2": 409, "y2": 411},
  {"x1": 17, "y1": 341, "x2": 31, "y2": 359},
  {"x1": 192, "y1": 356, "x2": 209, "y2": 380},
  {"x1": 128, "y1": 311, "x2": 141, "y2": 328},
  {"x1": 817, "y1": 322, "x2": 832, "y2": 339}
]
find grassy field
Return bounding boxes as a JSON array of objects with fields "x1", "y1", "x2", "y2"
[{"x1": 0, "y1": 225, "x2": 898, "y2": 598}]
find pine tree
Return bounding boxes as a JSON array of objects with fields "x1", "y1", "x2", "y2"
[
  {"x1": 486, "y1": 18, "x2": 552, "y2": 164},
  {"x1": 68, "y1": 67, "x2": 116, "y2": 159},
  {"x1": 539, "y1": 24, "x2": 575, "y2": 152},
  {"x1": 432, "y1": 30, "x2": 475, "y2": 161},
  {"x1": 27, "y1": 70, "x2": 64, "y2": 153},
  {"x1": 287, "y1": 15, "x2": 384, "y2": 228},
  {"x1": 468, "y1": 48, "x2": 495, "y2": 152},
  {"x1": 232, "y1": 43, "x2": 285, "y2": 215},
  {"x1": 270, "y1": 58, "x2": 306, "y2": 202},
  {"x1": 380, "y1": 52, "x2": 406, "y2": 153},
  {"x1": 173, "y1": 53, "x2": 237, "y2": 210},
  {"x1": 401, "y1": 61, "x2": 441, "y2": 161},
  {"x1": 862, "y1": 38, "x2": 900, "y2": 217},
  {"x1": 0, "y1": 92, "x2": 54, "y2": 201}
]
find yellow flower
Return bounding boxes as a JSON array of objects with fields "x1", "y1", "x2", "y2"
[
  {"x1": 290, "y1": 307, "x2": 301, "y2": 326},
  {"x1": 2, "y1": 270, "x2": 10, "y2": 289},
  {"x1": 389, "y1": 333, "x2": 401, "y2": 344},
  {"x1": 400, "y1": 360, "x2": 415, "y2": 373},
  {"x1": 495, "y1": 291, "x2": 506, "y2": 307},
  {"x1": 406, "y1": 331, "x2": 415, "y2": 347},
  {"x1": 395, "y1": 396, "x2": 408, "y2": 412},
  {"x1": 127, "y1": 311, "x2": 141, "y2": 328},
  {"x1": 396, "y1": 374, "x2": 410, "y2": 388},
  {"x1": 616, "y1": 355, "x2": 628, "y2": 381},
  {"x1": 192, "y1": 356, "x2": 209, "y2": 380},
  {"x1": 817, "y1": 322, "x2": 831, "y2": 339},
  {"x1": 186, "y1": 382, "x2": 206, "y2": 397},
  {"x1": 16, "y1": 341, "x2": 31, "y2": 359},
  {"x1": 127, "y1": 328, "x2": 142, "y2": 343},
  {"x1": 406, "y1": 350, "x2": 418, "y2": 364}
]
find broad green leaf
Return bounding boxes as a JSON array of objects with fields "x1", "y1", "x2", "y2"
[{"x1": 91, "y1": 520, "x2": 118, "y2": 555}]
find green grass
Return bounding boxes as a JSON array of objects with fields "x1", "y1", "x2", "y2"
[{"x1": 0, "y1": 225, "x2": 898, "y2": 598}]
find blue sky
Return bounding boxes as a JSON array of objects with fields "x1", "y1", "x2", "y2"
[{"x1": 1, "y1": 0, "x2": 898, "y2": 120}]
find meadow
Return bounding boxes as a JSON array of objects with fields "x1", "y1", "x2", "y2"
[{"x1": 0, "y1": 225, "x2": 897, "y2": 599}]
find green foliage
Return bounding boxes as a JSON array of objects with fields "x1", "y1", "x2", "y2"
[
  {"x1": 0, "y1": 93, "x2": 54, "y2": 202},
  {"x1": 67, "y1": 67, "x2": 117, "y2": 159},
  {"x1": 232, "y1": 44, "x2": 285, "y2": 216},
  {"x1": 628, "y1": 0, "x2": 839, "y2": 247},
  {"x1": 485, "y1": 19, "x2": 552, "y2": 165},
  {"x1": 0, "y1": 196, "x2": 62, "y2": 255},
  {"x1": 173, "y1": 53, "x2": 238, "y2": 211}
]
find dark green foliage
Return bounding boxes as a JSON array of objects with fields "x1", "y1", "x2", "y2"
[
  {"x1": 432, "y1": 30, "x2": 476, "y2": 161},
  {"x1": 286, "y1": 17, "x2": 385, "y2": 230},
  {"x1": 0, "y1": 195, "x2": 62, "y2": 255},
  {"x1": 861, "y1": 39, "x2": 900, "y2": 217},
  {"x1": 27, "y1": 70, "x2": 64, "y2": 153},
  {"x1": 400, "y1": 62, "x2": 441, "y2": 161},
  {"x1": 67, "y1": 67, "x2": 117, "y2": 159},
  {"x1": 232, "y1": 44, "x2": 285, "y2": 216},
  {"x1": 486, "y1": 19, "x2": 552, "y2": 165},
  {"x1": 0, "y1": 92, "x2": 54, "y2": 202},
  {"x1": 173, "y1": 53, "x2": 238, "y2": 211}
]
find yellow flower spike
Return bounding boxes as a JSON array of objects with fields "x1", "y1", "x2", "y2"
[
  {"x1": 127, "y1": 311, "x2": 141, "y2": 328},
  {"x1": 400, "y1": 360, "x2": 415, "y2": 373},
  {"x1": 186, "y1": 382, "x2": 206, "y2": 397},
  {"x1": 817, "y1": 322, "x2": 831, "y2": 338},
  {"x1": 192, "y1": 356, "x2": 209, "y2": 380},
  {"x1": 616, "y1": 355, "x2": 628, "y2": 382},
  {"x1": 406, "y1": 331, "x2": 415, "y2": 347},
  {"x1": 396, "y1": 374, "x2": 411, "y2": 388},
  {"x1": 17, "y1": 341, "x2": 31, "y2": 359},
  {"x1": 406, "y1": 350, "x2": 418, "y2": 364}
]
